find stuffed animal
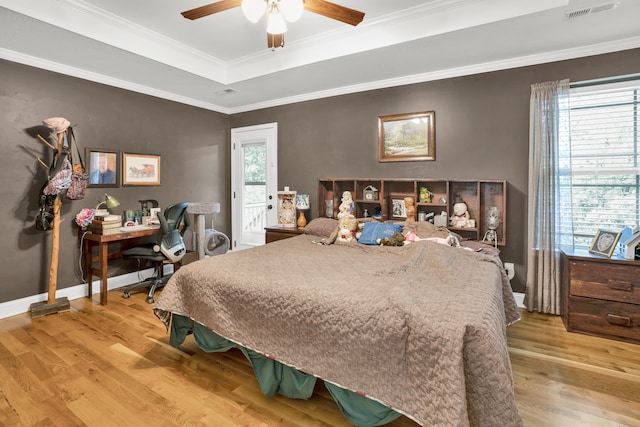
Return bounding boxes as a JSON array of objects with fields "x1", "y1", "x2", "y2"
[
  {"x1": 379, "y1": 232, "x2": 405, "y2": 246},
  {"x1": 419, "y1": 187, "x2": 431, "y2": 203},
  {"x1": 337, "y1": 191, "x2": 354, "y2": 219},
  {"x1": 355, "y1": 221, "x2": 365, "y2": 240},
  {"x1": 450, "y1": 196, "x2": 470, "y2": 228},
  {"x1": 336, "y1": 217, "x2": 358, "y2": 243}
]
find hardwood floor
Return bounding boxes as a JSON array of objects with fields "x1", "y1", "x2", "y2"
[{"x1": 1, "y1": 290, "x2": 639, "y2": 426}]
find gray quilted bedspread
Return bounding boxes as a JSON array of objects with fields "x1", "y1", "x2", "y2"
[{"x1": 154, "y1": 235, "x2": 522, "y2": 426}]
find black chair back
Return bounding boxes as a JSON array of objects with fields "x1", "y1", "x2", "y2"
[{"x1": 158, "y1": 202, "x2": 190, "y2": 238}]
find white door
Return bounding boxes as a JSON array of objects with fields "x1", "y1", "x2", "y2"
[{"x1": 231, "y1": 123, "x2": 278, "y2": 250}]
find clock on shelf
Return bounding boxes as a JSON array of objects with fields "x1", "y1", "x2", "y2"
[{"x1": 363, "y1": 185, "x2": 378, "y2": 201}]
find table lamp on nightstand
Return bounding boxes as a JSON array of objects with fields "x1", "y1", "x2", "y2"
[{"x1": 296, "y1": 193, "x2": 310, "y2": 228}]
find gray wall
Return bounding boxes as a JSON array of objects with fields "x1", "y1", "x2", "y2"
[
  {"x1": 1, "y1": 59, "x2": 229, "y2": 303},
  {"x1": 231, "y1": 48, "x2": 640, "y2": 293},
  {"x1": 1, "y1": 49, "x2": 639, "y2": 303}
]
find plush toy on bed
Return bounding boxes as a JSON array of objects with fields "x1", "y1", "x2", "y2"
[
  {"x1": 337, "y1": 191, "x2": 354, "y2": 219},
  {"x1": 355, "y1": 221, "x2": 365, "y2": 240},
  {"x1": 336, "y1": 217, "x2": 358, "y2": 243},
  {"x1": 379, "y1": 232, "x2": 405, "y2": 246}
]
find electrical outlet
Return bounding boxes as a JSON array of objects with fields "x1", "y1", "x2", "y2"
[{"x1": 504, "y1": 262, "x2": 515, "y2": 280}]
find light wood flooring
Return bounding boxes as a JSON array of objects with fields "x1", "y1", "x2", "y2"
[{"x1": 1, "y1": 289, "x2": 639, "y2": 426}]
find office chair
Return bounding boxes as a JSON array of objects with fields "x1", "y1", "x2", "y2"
[{"x1": 122, "y1": 202, "x2": 190, "y2": 303}]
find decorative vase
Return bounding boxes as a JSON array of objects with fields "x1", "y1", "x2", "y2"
[{"x1": 297, "y1": 211, "x2": 307, "y2": 228}]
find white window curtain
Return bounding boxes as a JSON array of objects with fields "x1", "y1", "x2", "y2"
[{"x1": 525, "y1": 79, "x2": 573, "y2": 314}]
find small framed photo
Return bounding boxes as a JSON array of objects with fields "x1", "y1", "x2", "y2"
[
  {"x1": 589, "y1": 229, "x2": 622, "y2": 257},
  {"x1": 379, "y1": 111, "x2": 435, "y2": 162},
  {"x1": 391, "y1": 198, "x2": 407, "y2": 219},
  {"x1": 86, "y1": 148, "x2": 120, "y2": 188},
  {"x1": 122, "y1": 153, "x2": 161, "y2": 186}
]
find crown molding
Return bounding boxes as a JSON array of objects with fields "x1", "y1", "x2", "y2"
[
  {"x1": 228, "y1": 36, "x2": 640, "y2": 114},
  {"x1": 3, "y1": 33, "x2": 638, "y2": 115},
  {"x1": 0, "y1": 0, "x2": 230, "y2": 83},
  {"x1": 0, "y1": 48, "x2": 231, "y2": 114}
]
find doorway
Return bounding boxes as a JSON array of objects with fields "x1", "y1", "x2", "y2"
[{"x1": 230, "y1": 123, "x2": 278, "y2": 250}]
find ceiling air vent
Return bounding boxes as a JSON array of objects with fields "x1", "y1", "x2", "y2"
[
  {"x1": 214, "y1": 88, "x2": 237, "y2": 95},
  {"x1": 564, "y1": 1, "x2": 620, "y2": 20}
]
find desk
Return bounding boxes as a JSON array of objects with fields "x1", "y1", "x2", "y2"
[{"x1": 83, "y1": 227, "x2": 159, "y2": 305}]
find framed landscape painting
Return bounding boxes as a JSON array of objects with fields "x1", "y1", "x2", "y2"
[{"x1": 379, "y1": 111, "x2": 435, "y2": 162}]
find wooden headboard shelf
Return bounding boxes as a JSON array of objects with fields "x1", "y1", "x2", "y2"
[{"x1": 318, "y1": 178, "x2": 507, "y2": 246}]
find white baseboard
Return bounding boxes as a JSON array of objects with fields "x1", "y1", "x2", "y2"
[{"x1": 0, "y1": 265, "x2": 174, "y2": 320}]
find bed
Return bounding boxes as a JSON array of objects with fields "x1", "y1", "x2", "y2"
[{"x1": 154, "y1": 219, "x2": 522, "y2": 426}]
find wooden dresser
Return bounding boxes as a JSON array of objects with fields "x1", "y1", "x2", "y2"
[
  {"x1": 265, "y1": 226, "x2": 304, "y2": 244},
  {"x1": 561, "y1": 249, "x2": 640, "y2": 344}
]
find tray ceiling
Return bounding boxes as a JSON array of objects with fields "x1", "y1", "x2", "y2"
[{"x1": 1, "y1": 0, "x2": 639, "y2": 113}]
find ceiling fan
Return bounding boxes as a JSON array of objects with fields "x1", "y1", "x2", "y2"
[{"x1": 181, "y1": 0, "x2": 365, "y2": 49}]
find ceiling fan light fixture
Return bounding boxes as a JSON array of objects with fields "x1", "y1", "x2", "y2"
[
  {"x1": 266, "y1": 5, "x2": 288, "y2": 34},
  {"x1": 280, "y1": 0, "x2": 304, "y2": 22},
  {"x1": 241, "y1": 0, "x2": 266, "y2": 23}
]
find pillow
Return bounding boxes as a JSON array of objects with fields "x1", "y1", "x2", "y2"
[
  {"x1": 304, "y1": 217, "x2": 339, "y2": 237},
  {"x1": 358, "y1": 222, "x2": 404, "y2": 245},
  {"x1": 403, "y1": 221, "x2": 450, "y2": 239}
]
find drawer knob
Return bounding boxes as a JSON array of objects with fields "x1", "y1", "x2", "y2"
[
  {"x1": 607, "y1": 280, "x2": 632, "y2": 292},
  {"x1": 606, "y1": 314, "x2": 632, "y2": 327}
]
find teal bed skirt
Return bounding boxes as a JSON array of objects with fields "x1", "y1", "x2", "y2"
[{"x1": 170, "y1": 314, "x2": 401, "y2": 427}]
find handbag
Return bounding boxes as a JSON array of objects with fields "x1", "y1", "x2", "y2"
[
  {"x1": 65, "y1": 127, "x2": 88, "y2": 200},
  {"x1": 35, "y1": 184, "x2": 56, "y2": 231},
  {"x1": 43, "y1": 132, "x2": 72, "y2": 196}
]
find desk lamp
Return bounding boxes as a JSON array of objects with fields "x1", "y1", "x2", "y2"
[
  {"x1": 296, "y1": 193, "x2": 310, "y2": 228},
  {"x1": 95, "y1": 193, "x2": 120, "y2": 215}
]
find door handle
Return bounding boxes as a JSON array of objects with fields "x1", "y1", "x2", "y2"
[{"x1": 267, "y1": 204, "x2": 273, "y2": 210}]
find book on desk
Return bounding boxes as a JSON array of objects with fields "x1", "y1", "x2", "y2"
[{"x1": 91, "y1": 215, "x2": 122, "y2": 235}]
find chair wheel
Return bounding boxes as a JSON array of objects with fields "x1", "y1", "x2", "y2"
[
  {"x1": 147, "y1": 296, "x2": 155, "y2": 304},
  {"x1": 123, "y1": 292, "x2": 130, "y2": 299}
]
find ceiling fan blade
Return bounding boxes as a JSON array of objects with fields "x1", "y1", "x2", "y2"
[
  {"x1": 181, "y1": 0, "x2": 242, "y2": 20},
  {"x1": 304, "y1": 0, "x2": 365, "y2": 26},
  {"x1": 267, "y1": 33, "x2": 285, "y2": 49}
]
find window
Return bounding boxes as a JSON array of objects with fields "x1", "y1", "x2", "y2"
[{"x1": 566, "y1": 77, "x2": 640, "y2": 247}]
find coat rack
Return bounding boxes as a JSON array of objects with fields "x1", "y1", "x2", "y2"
[{"x1": 30, "y1": 124, "x2": 71, "y2": 318}]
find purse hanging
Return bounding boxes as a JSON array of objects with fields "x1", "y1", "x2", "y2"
[
  {"x1": 65, "y1": 126, "x2": 89, "y2": 200},
  {"x1": 42, "y1": 132, "x2": 72, "y2": 196}
]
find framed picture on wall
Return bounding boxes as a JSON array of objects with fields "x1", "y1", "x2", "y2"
[
  {"x1": 378, "y1": 111, "x2": 436, "y2": 162},
  {"x1": 86, "y1": 148, "x2": 120, "y2": 188},
  {"x1": 122, "y1": 153, "x2": 161, "y2": 186}
]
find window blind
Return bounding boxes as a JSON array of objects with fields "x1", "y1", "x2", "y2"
[{"x1": 567, "y1": 78, "x2": 640, "y2": 247}]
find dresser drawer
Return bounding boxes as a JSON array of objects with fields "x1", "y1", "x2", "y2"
[
  {"x1": 569, "y1": 261, "x2": 640, "y2": 304},
  {"x1": 568, "y1": 296, "x2": 640, "y2": 342}
]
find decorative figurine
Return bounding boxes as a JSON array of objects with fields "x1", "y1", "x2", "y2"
[
  {"x1": 450, "y1": 196, "x2": 470, "y2": 228},
  {"x1": 419, "y1": 186, "x2": 432, "y2": 203}
]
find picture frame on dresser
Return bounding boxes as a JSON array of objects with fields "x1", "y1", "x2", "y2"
[{"x1": 589, "y1": 229, "x2": 621, "y2": 257}]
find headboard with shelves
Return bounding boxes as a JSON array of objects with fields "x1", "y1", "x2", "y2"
[{"x1": 318, "y1": 178, "x2": 507, "y2": 246}]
